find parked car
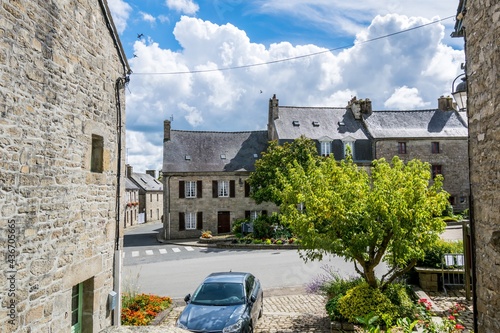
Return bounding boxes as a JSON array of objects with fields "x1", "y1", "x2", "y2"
[{"x1": 177, "y1": 271, "x2": 263, "y2": 333}]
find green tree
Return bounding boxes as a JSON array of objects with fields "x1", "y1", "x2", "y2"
[
  {"x1": 247, "y1": 136, "x2": 319, "y2": 205},
  {"x1": 278, "y1": 152, "x2": 449, "y2": 289}
]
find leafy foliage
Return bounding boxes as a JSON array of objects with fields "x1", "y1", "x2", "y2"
[
  {"x1": 247, "y1": 136, "x2": 319, "y2": 205},
  {"x1": 275, "y1": 141, "x2": 449, "y2": 288},
  {"x1": 416, "y1": 239, "x2": 464, "y2": 268},
  {"x1": 337, "y1": 283, "x2": 398, "y2": 326}
]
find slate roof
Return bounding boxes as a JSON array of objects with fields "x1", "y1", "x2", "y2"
[
  {"x1": 163, "y1": 130, "x2": 269, "y2": 173},
  {"x1": 363, "y1": 109, "x2": 468, "y2": 139},
  {"x1": 273, "y1": 106, "x2": 370, "y2": 141},
  {"x1": 129, "y1": 173, "x2": 163, "y2": 191},
  {"x1": 125, "y1": 178, "x2": 139, "y2": 190}
]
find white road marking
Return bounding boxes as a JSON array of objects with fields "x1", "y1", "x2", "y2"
[
  {"x1": 145, "y1": 250, "x2": 154, "y2": 255},
  {"x1": 185, "y1": 246, "x2": 194, "y2": 252},
  {"x1": 132, "y1": 251, "x2": 139, "y2": 257},
  {"x1": 159, "y1": 249, "x2": 167, "y2": 254},
  {"x1": 172, "y1": 247, "x2": 181, "y2": 253}
]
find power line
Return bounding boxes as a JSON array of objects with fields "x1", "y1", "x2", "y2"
[{"x1": 131, "y1": 15, "x2": 455, "y2": 76}]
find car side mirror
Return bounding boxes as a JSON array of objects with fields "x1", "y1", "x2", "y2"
[
  {"x1": 250, "y1": 295, "x2": 256, "y2": 303},
  {"x1": 184, "y1": 294, "x2": 191, "y2": 303}
]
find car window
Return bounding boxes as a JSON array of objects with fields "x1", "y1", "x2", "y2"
[{"x1": 191, "y1": 283, "x2": 245, "y2": 306}]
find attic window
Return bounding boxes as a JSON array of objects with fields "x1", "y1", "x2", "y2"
[
  {"x1": 338, "y1": 121, "x2": 345, "y2": 126},
  {"x1": 220, "y1": 154, "x2": 226, "y2": 159},
  {"x1": 185, "y1": 155, "x2": 191, "y2": 160},
  {"x1": 312, "y1": 121, "x2": 320, "y2": 127},
  {"x1": 253, "y1": 153, "x2": 258, "y2": 158},
  {"x1": 140, "y1": 178, "x2": 147, "y2": 184},
  {"x1": 292, "y1": 120, "x2": 300, "y2": 127}
]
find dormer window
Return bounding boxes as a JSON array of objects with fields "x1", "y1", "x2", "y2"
[
  {"x1": 185, "y1": 155, "x2": 191, "y2": 160},
  {"x1": 220, "y1": 154, "x2": 226, "y2": 159},
  {"x1": 320, "y1": 141, "x2": 331, "y2": 157},
  {"x1": 312, "y1": 121, "x2": 320, "y2": 127},
  {"x1": 292, "y1": 120, "x2": 300, "y2": 127},
  {"x1": 342, "y1": 138, "x2": 355, "y2": 158}
]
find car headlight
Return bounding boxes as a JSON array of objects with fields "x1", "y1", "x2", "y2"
[{"x1": 222, "y1": 319, "x2": 244, "y2": 333}]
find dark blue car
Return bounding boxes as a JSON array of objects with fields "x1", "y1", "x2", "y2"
[{"x1": 176, "y1": 272, "x2": 263, "y2": 333}]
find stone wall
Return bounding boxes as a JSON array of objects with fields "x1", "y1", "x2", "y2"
[
  {"x1": 465, "y1": 1, "x2": 500, "y2": 331},
  {"x1": 0, "y1": 1, "x2": 127, "y2": 332},
  {"x1": 376, "y1": 138, "x2": 470, "y2": 212},
  {"x1": 164, "y1": 174, "x2": 278, "y2": 239}
]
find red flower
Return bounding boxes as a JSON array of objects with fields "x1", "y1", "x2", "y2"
[
  {"x1": 455, "y1": 323, "x2": 465, "y2": 330},
  {"x1": 449, "y1": 315, "x2": 456, "y2": 320}
]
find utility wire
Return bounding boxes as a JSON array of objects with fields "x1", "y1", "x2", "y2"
[{"x1": 132, "y1": 15, "x2": 455, "y2": 76}]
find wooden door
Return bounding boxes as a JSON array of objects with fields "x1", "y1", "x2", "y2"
[{"x1": 217, "y1": 211, "x2": 231, "y2": 234}]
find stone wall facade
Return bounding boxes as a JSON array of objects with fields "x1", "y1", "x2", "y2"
[
  {"x1": 376, "y1": 138, "x2": 470, "y2": 212},
  {"x1": 465, "y1": 0, "x2": 500, "y2": 331},
  {"x1": 164, "y1": 174, "x2": 278, "y2": 239},
  {"x1": 0, "y1": 1, "x2": 128, "y2": 332},
  {"x1": 142, "y1": 190, "x2": 163, "y2": 223}
]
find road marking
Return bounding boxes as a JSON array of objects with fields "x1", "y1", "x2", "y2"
[
  {"x1": 132, "y1": 251, "x2": 139, "y2": 257},
  {"x1": 159, "y1": 248, "x2": 167, "y2": 254},
  {"x1": 172, "y1": 247, "x2": 181, "y2": 253},
  {"x1": 145, "y1": 250, "x2": 154, "y2": 255},
  {"x1": 185, "y1": 246, "x2": 194, "y2": 251}
]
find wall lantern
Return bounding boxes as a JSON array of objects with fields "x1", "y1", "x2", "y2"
[{"x1": 452, "y1": 73, "x2": 467, "y2": 111}]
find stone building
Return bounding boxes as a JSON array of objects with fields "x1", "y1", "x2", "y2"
[
  {"x1": 0, "y1": 1, "x2": 129, "y2": 332},
  {"x1": 127, "y1": 166, "x2": 163, "y2": 224},
  {"x1": 125, "y1": 178, "x2": 140, "y2": 228},
  {"x1": 161, "y1": 121, "x2": 277, "y2": 239},
  {"x1": 459, "y1": 0, "x2": 500, "y2": 331},
  {"x1": 270, "y1": 94, "x2": 470, "y2": 212}
]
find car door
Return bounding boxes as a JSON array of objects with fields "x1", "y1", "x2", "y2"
[{"x1": 245, "y1": 275, "x2": 259, "y2": 324}]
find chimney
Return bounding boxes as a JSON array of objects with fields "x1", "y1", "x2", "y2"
[
  {"x1": 268, "y1": 94, "x2": 279, "y2": 141},
  {"x1": 438, "y1": 95, "x2": 454, "y2": 111},
  {"x1": 347, "y1": 97, "x2": 372, "y2": 119},
  {"x1": 126, "y1": 164, "x2": 133, "y2": 178},
  {"x1": 146, "y1": 170, "x2": 157, "y2": 178},
  {"x1": 164, "y1": 120, "x2": 171, "y2": 142}
]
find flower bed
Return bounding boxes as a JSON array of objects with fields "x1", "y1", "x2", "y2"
[{"x1": 121, "y1": 293, "x2": 172, "y2": 326}]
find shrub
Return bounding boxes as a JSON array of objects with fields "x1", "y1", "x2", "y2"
[
  {"x1": 382, "y1": 283, "x2": 416, "y2": 319},
  {"x1": 253, "y1": 215, "x2": 273, "y2": 239},
  {"x1": 337, "y1": 283, "x2": 398, "y2": 326},
  {"x1": 417, "y1": 239, "x2": 464, "y2": 268},
  {"x1": 231, "y1": 218, "x2": 247, "y2": 238}
]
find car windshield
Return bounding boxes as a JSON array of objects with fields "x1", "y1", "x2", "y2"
[{"x1": 191, "y1": 282, "x2": 245, "y2": 306}]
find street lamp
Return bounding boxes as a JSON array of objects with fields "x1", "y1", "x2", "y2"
[{"x1": 452, "y1": 73, "x2": 467, "y2": 110}]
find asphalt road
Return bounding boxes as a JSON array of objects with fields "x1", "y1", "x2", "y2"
[{"x1": 122, "y1": 222, "x2": 388, "y2": 299}]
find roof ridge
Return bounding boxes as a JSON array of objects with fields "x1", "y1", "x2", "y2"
[
  {"x1": 171, "y1": 129, "x2": 267, "y2": 134},
  {"x1": 279, "y1": 106, "x2": 346, "y2": 110}
]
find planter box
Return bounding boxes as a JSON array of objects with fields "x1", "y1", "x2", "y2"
[{"x1": 414, "y1": 267, "x2": 464, "y2": 292}]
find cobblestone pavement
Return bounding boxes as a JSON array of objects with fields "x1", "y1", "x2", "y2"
[{"x1": 427, "y1": 288, "x2": 474, "y2": 333}]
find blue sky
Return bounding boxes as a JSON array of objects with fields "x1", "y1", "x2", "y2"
[{"x1": 108, "y1": 0, "x2": 465, "y2": 173}]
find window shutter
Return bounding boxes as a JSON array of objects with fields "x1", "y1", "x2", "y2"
[
  {"x1": 197, "y1": 181, "x2": 203, "y2": 198},
  {"x1": 244, "y1": 181, "x2": 250, "y2": 197},
  {"x1": 230, "y1": 180, "x2": 235, "y2": 198},
  {"x1": 179, "y1": 181, "x2": 185, "y2": 198},
  {"x1": 212, "y1": 180, "x2": 218, "y2": 198},
  {"x1": 245, "y1": 211, "x2": 250, "y2": 219},
  {"x1": 179, "y1": 212, "x2": 185, "y2": 231},
  {"x1": 262, "y1": 210, "x2": 267, "y2": 216},
  {"x1": 197, "y1": 212, "x2": 203, "y2": 230}
]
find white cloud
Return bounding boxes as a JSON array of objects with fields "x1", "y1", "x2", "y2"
[
  {"x1": 140, "y1": 12, "x2": 156, "y2": 25},
  {"x1": 124, "y1": 13, "x2": 465, "y2": 172},
  {"x1": 384, "y1": 86, "x2": 429, "y2": 109},
  {"x1": 166, "y1": 0, "x2": 199, "y2": 15},
  {"x1": 126, "y1": 130, "x2": 163, "y2": 173},
  {"x1": 107, "y1": 0, "x2": 132, "y2": 34}
]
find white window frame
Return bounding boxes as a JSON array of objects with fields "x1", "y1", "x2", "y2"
[
  {"x1": 71, "y1": 283, "x2": 83, "y2": 333},
  {"x1": 218, "y1": 180, "x2": 229, "y2": 197},
  {"x1": 185, "y1": 181, "x2": 197, "y2": 198},
  {"x1": 320, "y1": 141, "x2": 331, "y2": 156},
  {"x1": 343, "y1": 140, "x2": 355, "y2": 158},
  {"x1": 249, "y1": 211, "x2": 259, "y2": 221},
  {"x1": 186, "y1": 212, "x2": 197, "y2": 230}
]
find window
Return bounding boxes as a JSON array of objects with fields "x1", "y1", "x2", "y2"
[
  {"x1": 249, "y1": 211, "x2": 259, "y2": 221},
  {"x1": 90, "y1": 135, "x2": 103, "y2": 173},
  {"x1": 432, "y1": 165, "x2": 442, "y2": 178},
  {"x1": 218, "y1": 180, "x2": 229, "y2": 197},
  {"x1": 186, "y1": 212, "x2": 197, "y2": 230},
  {"x1": 186, "y1": 181, "x2": 197, "y2": 198},
  {"x1": 71, "y1": 283, "x2": 83, "y2": 333},
  {"x1": 320, "y1": 141, "x2": 331, "y2": 156},
  {"x1": 297, "y1": 202, "x2": 305, "y2": 213},
  {"x1": 150, "y1": 194, "x2": 152, "y2": 202},
  {"x1": 432, "y1": 142, "x2": 440, "y2": 154},
  {"x1": 398, "y1": 142, "x2": 407, "y2": 154},
  {"x1": 343, "y1": 140, "x2": 354, "y2": 158}
]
